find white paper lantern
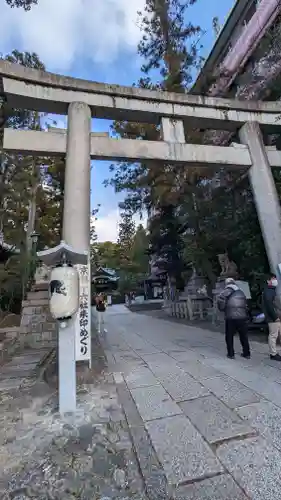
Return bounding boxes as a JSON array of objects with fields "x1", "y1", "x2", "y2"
[{"x1": 49, "y1": 265, "x2": 79, "y2": 320}]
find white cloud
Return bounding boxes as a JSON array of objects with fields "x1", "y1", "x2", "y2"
[
  {"x1": 94, "y1": 208, "x2": 147, "y2": 243},
  {"x1": 94, "y1": 209, "x2": 119, "y2": 243},
  {"x1": 1, "y1": 0, "x2": 145, "y2": 71}
]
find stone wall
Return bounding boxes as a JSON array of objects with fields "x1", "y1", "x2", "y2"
[
  {"x1": 20, "y1": 289, "x2": 57, "y2": 349},
  {"x1": 0, "y1": 326, "x2": 20, "y2": 364}
]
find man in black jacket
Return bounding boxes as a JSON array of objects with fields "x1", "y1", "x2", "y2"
[
  {"x1": 218, "y1": 278, "x2": 250, "y2": 360},
  {"x1": 262, "y1": 274, "x2": 281, "y2": 361}
]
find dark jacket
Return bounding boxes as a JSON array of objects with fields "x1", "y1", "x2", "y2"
[
  {"x1": 218, "y1": 284, "x2": 248, "y2": 320},
  {"x1": 262, "y1": 285, "x2": 279, "y2": 323},
  {"x1": 96, "y1": 299, "x2": 106, "y2": 312}
]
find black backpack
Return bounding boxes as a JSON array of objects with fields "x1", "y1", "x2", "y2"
[{"x1": 96, "y1": 300, "x2": 106, "y2": 312}]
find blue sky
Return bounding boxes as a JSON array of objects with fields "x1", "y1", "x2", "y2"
[{"x1": 1, "y1": 0, "x2": 236, "y2": 241}]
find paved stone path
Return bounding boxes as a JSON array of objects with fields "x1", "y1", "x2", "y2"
[{"x1": 102, "y1": 305, "x2": 281, "y2": 500}]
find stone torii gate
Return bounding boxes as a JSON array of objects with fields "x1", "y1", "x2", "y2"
[
  {"x1": 1, "y1": 61, "x2": 281, "y2": 332},
  {"x1": 1, "y1": 61, "x2": 281, "y2": 271}
]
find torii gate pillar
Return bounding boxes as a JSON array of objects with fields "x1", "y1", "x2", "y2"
[
  {"x1": 239, "y1": 122, "x2": 281, "y2": 274},
  {"x1": 63, "y1": 101, "x2": 91, "y2": 252}
]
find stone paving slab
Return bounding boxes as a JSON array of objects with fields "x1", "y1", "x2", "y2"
[
  {"x1": 154, "y1": 343, "x2": 180, "y2": 352},
  {"x1": 174, "y1": 473, "x2": 248, "y2": 499},
  {"x1": 240, "y1": 375, "x2": 281, "y2": 408},
  {"x1": 202, "y1": 356, "x2": 276, "y2": 391},
  {"x1": 236, "y1": 400, "x2": 281, "y2": 452},
  {"x1": 202, "y1": 373, "x2": 260, "y2": 408},
  {"x1": 116, "y1": 377, "x2": 170, "y2": 500},
  {"x1": 113, "y1": 351, "x2": 141, "y2": 363},
  {"x1": 0, "y1": 351, "x2": 48, "y2": 381},
  {"x1": 265, "y1": 357, "x2": 281, "y2": 369},
  {"x1": 204, "y1": 359, "x2": 281, "y2": 408},
  {"x1": 217, "y1": 436, "x2": 281, "y2": 500},
  {"x1": 244, "y1": 362, "x2": 281, "y2": 384},
  {"x1": 134, "y1": 347, "x2": 162, "y2": 355},
  {"x1": 106, "y1": 341, "x2": 130, "y2": 352},
  {"x1": 145, "y1": 414, "x2": 224, "y2": 485},
  {"x1": 163, "y1": 348, "x2": 186, "y2": 353},
  {"x1": 0, "y1": 368, "x2": 37, "y2": 379},
  {"x1": 0, "y1": 363, "x2": 37, "y2": 372},
  {"x1": 115, "y1": 360, "x2": 146, "y2": 372},
  {"x1": 175, "y1": 336, "x2": 214, "y2": 346},
  {"x1": 196, "y1": 346, "x2": 226, "y2": 359},
  {"x1": 250, "y1": 340, "x2": 269, "y2": 354},
  {"x1": 177, "y1": 359, "x2": 222, "y2": 383},
  {"x1": 180, "y1": 395, "x2": 254, "y2": 444},
  {"x1": 0, "y1": 378, "x2": 24, "y2": 391},
  {"x1": 8, "y1": 356, "x2": 41, "y2": 366},
  {"x1": 124, "y1": 366, "x2": 160, "y2": 389},
  {"x1": 125, "y1": 337, "x2": 157, "y2": 352},
  {"x1": 130, "y1": 384, "x2": 182, "y2": 421},
  {"x1": 205, "y1": 357, "x2": 268, "y2": 384},
  {"x1": 167, "y1": 350, "x2": 207, "y2": 363},
  {"x1": 142, "y1": 352, "x2": 175, "y2": 367},
  {"x1": 7, "y1": 361, "x2": 37, "y2": 369},
  {"x1": 149, "y1": 365, "x2": 210, "y2": 402}
]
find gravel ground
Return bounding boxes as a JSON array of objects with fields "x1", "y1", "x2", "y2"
[{"x1": 0, "y1": 333, "x2": 147, "y2": 500}]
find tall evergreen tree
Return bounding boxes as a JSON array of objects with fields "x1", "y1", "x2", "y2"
[
  {"x1": 107, "y1": 0, "x2": 204, "y2": 289},
  {"x1": 137, "y1": 0, "x2": 203, "y2": 92},
  {"x1": 117, "y1": 210, "x2": 136, "y2": 270},
  {"x1": 148, "y1": 204, "x2": 185, "y2": 289},
  {"x1": 0, "y1": 50, "x2": 65, "y2": 310},
  {"x1": 108, "y1": 0, "x2": 204, "y2": 213},
  {"x1": 5, "y1": 0, "x2": 37, "y2": 10},
  {"x1": 0, "y1": 50, "x2": 64, "y2": 250},
  {"x1": 131, "y1": 224, "x2": 149, "y2": 275},
  {"x1": 107, "y1": 0, "x2": 270, "y2": 294}
]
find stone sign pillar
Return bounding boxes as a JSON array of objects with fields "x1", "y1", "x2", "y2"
[
  {"x1": 37, "y1": 242, "x2": 88, "y2": 415},
  {"x1": 239, "y1": 122, "x2": 281, "y2": 273}
]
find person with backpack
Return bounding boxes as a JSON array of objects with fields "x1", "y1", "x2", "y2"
[
  {"x1": 95, "y1": 293, "x2": 107, "y2": 334},
  {"x1": 217, "y1": 277, "x2": 251, "y2": 360},
  {"x1": 262, "y1": 274, "x2": 281, "y2": 361}
]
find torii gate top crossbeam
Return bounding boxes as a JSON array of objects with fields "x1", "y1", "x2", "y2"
[{"x1": 1, "y1": 60, "x2": 281, "y2": 131}]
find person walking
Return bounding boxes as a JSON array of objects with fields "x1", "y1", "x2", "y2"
[
  {"x1": 95, "y1": 293, "x2": 107, "y2": 334},
  {"x1": 262, "y1": 274, "x2": 281, "y2": 361},
  {"x1": 218, "y1": 277, "x2": 251, "y2": 360}
]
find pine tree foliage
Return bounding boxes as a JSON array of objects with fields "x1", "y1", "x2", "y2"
[
  {"x1": 107, "y1": 0, "x2": 205, "y2": 289},
  {"x1": 117, "y1": 210, "x2": 136, "y2": 269},
  {"x1": 131, "y1": 224, "x2": 150, "y2": 275},
  {"x1": 0, "y1": 50, "x2": 65, "y2": 311},
  {"x1": 5, "y1": 0, "x2": 37, "y2": 10},
  {"x1": 0, "y1": 50, "x2": 64, "y2": 250},
  {"x1": 107, "y1": 0, "x2": 205, "y2": 211},
  {"x1": 137, "y1": 0, "x2": 203, "y2": 92},
  {"x1": 148, "y1": 204, "x2": 185, "y2": 289},
  {"x1": 106, "y1": 0, "x2": 274, "y2": 297}
]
